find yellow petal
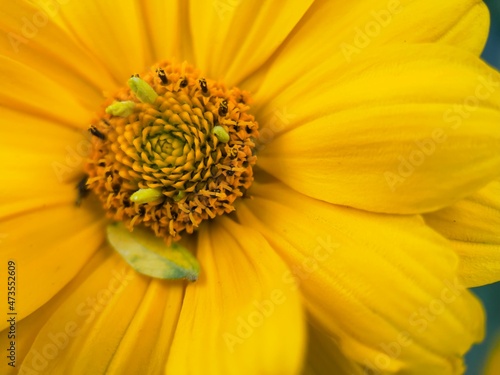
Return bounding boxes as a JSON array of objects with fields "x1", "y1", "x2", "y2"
[
  {"x1": 238, "y1": 182, "x2": 484, "y2": 374},
  {"x1": 188, "y1": 0, "x2": 313, "y2": 85},
  {"x1": 0, "y1": 203, "x2": 105, "y2": 331},
  {"x1": 484, "y1": 334, "x2": 500, "y2": 375},
  {"x1": 105, "y1": 279, "x2": 185, "y2": 375},
  {"x1": 0, "y1": 55, "x2": 92, "y2": 128},
  {"x1": 0, "y1": 247, "x2": 112, "y2": 374},
  {"x1": 245, "y1": 0, "x2": 488, "y2": 96},
  {"x1": 5, "y1": 245, "x2": 186, "y2": 375},
  {"x1": 0, "y1": 1, "x2": 117, "y2": 110},
  {"x1": 0, "y1": 106, "x2": 85, "y2": 160},
  {"x1": 141, "y1": 0, "x2": 183, "y2": 61},
  {"x1": 425, "y1": 179, "x2": 500, "y2": 287},
  {"x1": 256, "y1": 44, "x2": 500, "y2": 214},
  {"x1": 0, "y1": 107, "x2": 94, "y2": 218},
  {"x1": 302, "y1": 323, "x2": 365, "y2": 375},
  {"x1": 37, "y1": 0, "x2": 153, "y2": 83},
  {"x1": 166, "y1": 217, "x2": 306, "y2": 375},
  {"x1": 15, "y1": 247, "x2": 158, "y2": 374}
]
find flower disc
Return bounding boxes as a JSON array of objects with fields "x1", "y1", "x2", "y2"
[{"x1": 85, "y1": 61, "x2": 258, "y2": 243}]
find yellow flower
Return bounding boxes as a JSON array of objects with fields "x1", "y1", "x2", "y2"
[{"x1": 1, "y1": 0, "x2": 500, "y2": 374}]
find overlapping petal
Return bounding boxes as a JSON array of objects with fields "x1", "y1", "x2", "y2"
[
  {"x1": 238, "y1": 182, "x2": 484, "y2": 374},
  {"x1": 0, "y1": 248, "x2": 113, "y2": 374},
  {"x1": 141, "y1": 0, "x2": 184, "y2": 61},
  {"x1": 105, "y1": 278, "x2": 185, "y2": 375},
  {"x1": 0, "y1": 204, "x2": 105, "y2": 330},
  {"x1": 425, "y1": 179, "x2": 500, "y2": 287},
  {"x1": 0, "y1": 55, "x2": 92, "y2": 128},
  {"x1": 1, "y1": 246, "x2": 187, "y2": 375},
  {"x1": 0, "y1": 0, "x2": 117, "y2": 110},
  {"x1": 166, "y1": 218, "x2": 305, "y2": 375},
  {"x1": 256, "y1": 44, "x2": 500, "y2": 214},
  {"x1": 2, "y1": 224, "x2": 304, "y2": 374},
  {"x1": 302, "y1": 323, "x2": 365, "y2": 375},
  {"x1": 35, "y1": 0, "x2": 153, "y2": 83},
  {"x1": 188, "y1": 0, "x2": 313, "y2": 85},
  {"x1": 15, "y1": 248, "x2": 152, "y2": 374},
  {"x1": 0, "y1": 105, "x2": 92, "y2": 194},
  {"x1": 245, "y1": 0, "x2": 489, "y2": 96},
  {"x1": 0, "y1": 102, "x2": 106, "y2": 325}
]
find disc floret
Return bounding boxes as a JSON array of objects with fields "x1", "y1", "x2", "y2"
[{"x1": 85, "y1": 61, "x2": 258, "y2": 243}]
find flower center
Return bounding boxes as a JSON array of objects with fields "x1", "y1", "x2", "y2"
[{"x1": 85, "y1": 61, "x2": 258, "y2": 243}]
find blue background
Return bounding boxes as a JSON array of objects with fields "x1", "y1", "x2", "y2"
[{"x1": 465, "y1": 1, "x2": 500, "y2": 374}]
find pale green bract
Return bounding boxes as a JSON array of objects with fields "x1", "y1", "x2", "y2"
[{"x1": 107, "y1": 222, "x2": 200, "y2": 281}]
